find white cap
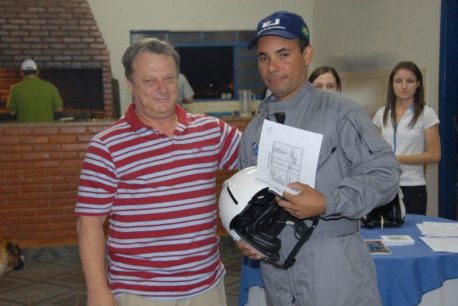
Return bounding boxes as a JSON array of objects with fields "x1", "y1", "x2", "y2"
[{"x1": 20, "y1": 59, "x2": 38, "y2": 71}]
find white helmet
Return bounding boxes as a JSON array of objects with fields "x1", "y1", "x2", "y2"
[
  {"x1": 219, "y1": 166, "x2": 318, "y2": 269},
  {"x1": 219, "y1": 166, "x2": 279, "y2": 241}
]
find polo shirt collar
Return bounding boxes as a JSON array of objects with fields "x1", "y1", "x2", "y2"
[{"x1": 124, "y1": 103, "x2": 189, "y2": 131}]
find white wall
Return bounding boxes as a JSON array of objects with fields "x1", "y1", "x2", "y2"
[{"x1": 88, "y1": 0, "x2": 441, "y2": 215}]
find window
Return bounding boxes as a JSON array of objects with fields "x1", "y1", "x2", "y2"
[
  {"x1": 131, "y1": 31, "x2": 264, "y2": 100},
  {"x1": 176, "y1": 46, "x2": 233, "y2": 99}
]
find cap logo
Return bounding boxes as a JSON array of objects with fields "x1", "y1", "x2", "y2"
[
  {"x1": 258, "y1": 18, "x2": 285, "y2": 35},
  {"x1": 261, "y1": 18, "x2": 280, "y2": 29},
  {"x1": 302, "y1": 26, "x2": 309, "y2": 38}
]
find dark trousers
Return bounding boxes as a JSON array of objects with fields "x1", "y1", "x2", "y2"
[{"x1": 401, "y1": 185, "x2": 427, "y2": 215}]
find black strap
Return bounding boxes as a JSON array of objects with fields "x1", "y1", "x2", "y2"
[
  {"x1": 274, "y1": 112, "x2": 285, "y2": 124},
  {"x1": 263, "y1": 216, "x2": 319, "y2": 269}
]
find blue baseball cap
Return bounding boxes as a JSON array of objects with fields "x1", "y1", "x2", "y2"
[{"x1": 247, "y1": 11, "x2": 310, "y2": 49}]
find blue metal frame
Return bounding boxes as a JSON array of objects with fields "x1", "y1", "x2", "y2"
[{"x1": 438, "y1": 0, "x2": 458, "y2": 219}]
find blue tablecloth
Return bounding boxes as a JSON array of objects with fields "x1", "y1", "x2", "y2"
[{"x1": 238, "y1": 214, "x2": 458, "y2": 306}]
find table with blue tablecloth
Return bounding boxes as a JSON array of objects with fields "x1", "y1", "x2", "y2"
[{"x1": 238, "y1": 214, "x2": 458, "y2": 306}]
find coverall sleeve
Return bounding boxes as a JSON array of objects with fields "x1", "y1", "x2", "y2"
[{"x1": 324, "y1": 109, "x2": 401, "y2": 219}]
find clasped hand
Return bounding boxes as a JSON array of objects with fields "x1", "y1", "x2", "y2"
[{"x1": 277, "y1": 182, "x2": 326, "y2": 220}]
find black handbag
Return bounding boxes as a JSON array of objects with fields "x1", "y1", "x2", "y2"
[{"x1": 361, "y1": 189, "x2": 406, "y2": 229}]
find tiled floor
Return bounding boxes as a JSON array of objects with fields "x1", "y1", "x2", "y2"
[{"x1": 0, "y1": 237, "x2": 243, "y2": 306}]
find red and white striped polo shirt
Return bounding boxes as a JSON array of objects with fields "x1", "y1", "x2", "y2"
[{"x1": 75, "y1": 104, "x2": 241, "y2": 299}]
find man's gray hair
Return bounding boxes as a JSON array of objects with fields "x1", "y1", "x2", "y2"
[{"x1": 122, "y1": 37, "x2": 180, "y2": 81}]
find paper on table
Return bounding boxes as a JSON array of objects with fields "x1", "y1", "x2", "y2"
[
  {"x1": 256, "y1": 120, "x2": 323, "y2": 195},
  {"x1": 416, "y1": 222, "x2": 458, "y2": 237},
  {"x1": 420, "y1": 237, "x2": 458, "y2": 253},
  {"x1": 381, "y1": 235, "x2": 415, "y2": 246}
]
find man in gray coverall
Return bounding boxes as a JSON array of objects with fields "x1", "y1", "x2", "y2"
[{"x1": 237, "y1": 11, "x2": 401, "y2": 306}]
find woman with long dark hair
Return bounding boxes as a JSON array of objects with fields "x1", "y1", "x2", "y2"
[{"x1": 373, "y1": 61, "x2": 441, "y2": 215}]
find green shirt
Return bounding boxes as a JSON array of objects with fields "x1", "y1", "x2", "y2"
[{"x1": 7, "y1": 76, "x2": 63, "y2": 123}]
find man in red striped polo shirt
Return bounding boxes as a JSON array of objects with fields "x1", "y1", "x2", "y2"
[{"x1": 75, "y1": 37, "x2": 241, "y2": 306}]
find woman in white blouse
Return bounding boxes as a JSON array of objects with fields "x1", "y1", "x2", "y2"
[{"x1": 373, "y1": 61, "x2": 441, "y2": 215}]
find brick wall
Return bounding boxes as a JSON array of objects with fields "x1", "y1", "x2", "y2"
[
  {"x1": 0, "y1": 0, "x2": 114, "y2": 118},
  {"x1": 0, "y1": 122, "x2": 111, "y2": 247},
  {"x1": 0, "y1": 69, "x2": 19, "y2": 107},
  {"x1": 0, "y1": 117, "x2": 250, "y2": 247}
]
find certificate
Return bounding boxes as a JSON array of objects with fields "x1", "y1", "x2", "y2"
[{"x1": 256, "y1": 120, "x2": 323, "y2": 195}]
